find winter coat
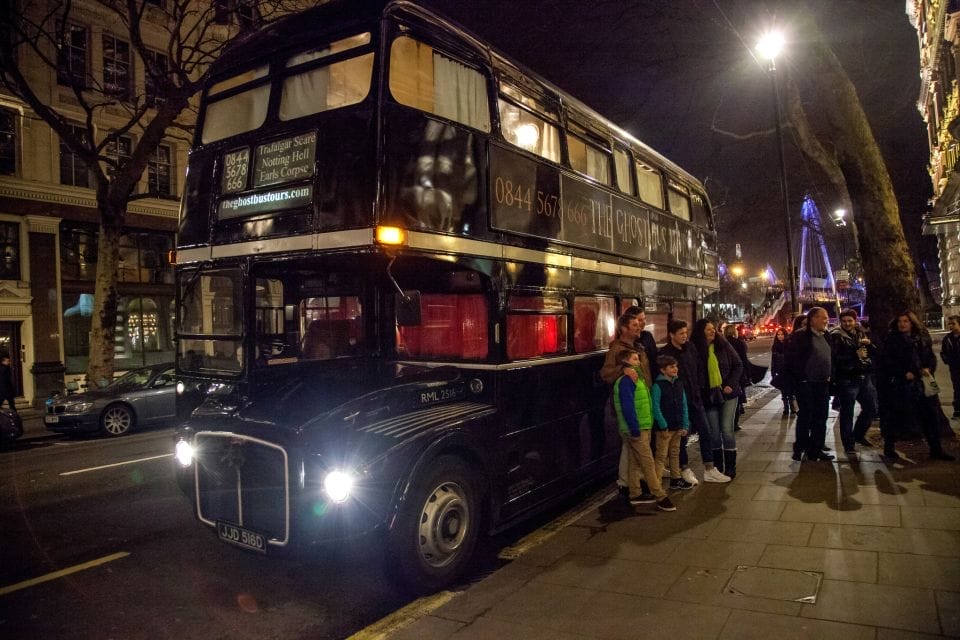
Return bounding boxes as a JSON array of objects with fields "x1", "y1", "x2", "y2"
[{"x1": 659, "y1": 341, "x2": 703, "y2": 407}]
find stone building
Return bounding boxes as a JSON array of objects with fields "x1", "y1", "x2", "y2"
[{"x1": 911, "y1": 0, "x2": 960, "y2": 320}]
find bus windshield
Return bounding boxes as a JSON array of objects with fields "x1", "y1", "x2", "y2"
[{"x1": 178, "y1": 268, "x2": 244, "y2": 375}]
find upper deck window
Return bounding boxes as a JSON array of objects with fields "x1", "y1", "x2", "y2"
[
  {"x1": 280, "y1": 33, "x2": 374, "y2": 121},
  {"x1": 635, "y1": 160, "x2": 664, "y2": 209},
  {"x1": 667, "y1": 181, "x2": 691, "y2": 221},
  {"x1": 389, "y1": 36, "x2": 491, "y2": 132},
  {"x1": 613, "y1": 147, "x2": 631, "y2": 195},
  {"x1": 567, "y1": 131, "x2": 610, "y2": 185},
  {"x1": 201, "y1": 65, "x2": 269, "y2": 144},
  {"x1": 691, "y1": 191, "x2": 711, "y2": 229}
]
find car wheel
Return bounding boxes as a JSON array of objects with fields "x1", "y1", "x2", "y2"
[
  {"x1": 386, "y1": 455, "x2": 482, "y2": 593},
  {"x1": 101, "y1": 404, "x2": 135, "y2": 437}
]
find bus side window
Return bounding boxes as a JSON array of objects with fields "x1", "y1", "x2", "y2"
[
  {"x1": 396, "y1": 294, "x2": 488, "y2": 360},
  {"x1": 506, "y1": 295, "x2": 567, "y2": 360},
  {"x1": 574, "y1": 296, "x2": 616, "y2": 353}
]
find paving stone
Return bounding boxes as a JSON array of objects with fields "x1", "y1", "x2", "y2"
[
  {"x1": 450, "y1": 615, "x2": 592, "y2": 640},
  {"x1": 879, "y1": 552, "x2": 960, "y2": 590},
  {"x1": 663, "y1": 538, "x2": 766, "y2": 571},
  {"x1": 921, "y1": 489, "x2": 960, "y2": 508},
  {"x1": 712, "y1": 497, "x2": 786, "y2": 521},
  {"x1": 936, "y1": 589, "x2": 960, "y2": 636},
  {"x1": 779, "y1": 502, "x2": 901, "y2": 526},
  {"x1": 809, "y1": 523, "x2": 960, "y2": 557},
  {"x1": 759, "y1": 544, "x2": 878, "y2": 582},
  {"x1": 389, "y1": 615, "x2": 465, "y2": 640},
  {"x1": 665, "y1": 565, "x2": 802, "y2": 616},
  {"x1": 709, "y1": 518, "x2": 813, "y2": 546},
  {"x1": 532, "y1": 555, "x2": 686, "y2": 597},
  {"x1": 719, "y1": 608, "x2": 876, "y2": 640},
  {"x1": 431, "y1": 560, "x2": 542, "y2": 624},
  {"x1": 899, "y1": 505, "x2": 960, "y2": 530},
  {"x1": 800, "y1": 579, "x2": 940, "y2": 634},
  {"x1": 876, "y1": 629, "x2": 952, "y2": 640},
  {"x1": 846, "y1": 485, "x2": 926, "y2": 506}
]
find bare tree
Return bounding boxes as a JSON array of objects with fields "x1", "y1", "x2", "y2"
[{"x1": 0, "y1": 0, "x2": 313, "y2": 385}]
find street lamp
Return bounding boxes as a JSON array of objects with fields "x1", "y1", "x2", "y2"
[
  {"x1": 757, "y1": 30, "x2": 798, "y2": 314},
  {"x1": 833, "y1": 208, "x2": 848, "y2": 270}
]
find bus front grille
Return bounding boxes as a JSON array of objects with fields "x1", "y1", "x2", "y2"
[{"x1": 194, "y1": 432, "x2": 290, "y2": 546}]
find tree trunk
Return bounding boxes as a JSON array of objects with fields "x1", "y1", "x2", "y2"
[
  {"x1": 787, "y1": 16, "x2": 919, "y2": 337},
  {"x1": 86, "y1": 217, "x2": 122, "y2": 388}
]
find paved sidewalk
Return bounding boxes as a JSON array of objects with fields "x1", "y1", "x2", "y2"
[{"x1": 386, "y1": 382, "x2": 960, "y2": 639}]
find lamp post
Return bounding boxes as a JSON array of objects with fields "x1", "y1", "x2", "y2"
[{"x1": 757, "y1": 31, "x2": 798, "y2": 314}]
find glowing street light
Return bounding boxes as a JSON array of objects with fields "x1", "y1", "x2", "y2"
[
  {"x1": 757, "y1": 29, "x2": 798, "y2": 314},
  {"x1": 833, "y1": 208, "x2": 847, "y2": 227}
]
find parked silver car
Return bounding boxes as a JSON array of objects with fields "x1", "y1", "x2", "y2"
[{"x1": 44, "y1": 363, "x2": 176, "y2": 437}]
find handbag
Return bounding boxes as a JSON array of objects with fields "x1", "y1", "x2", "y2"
[
  {"x1": 922, "y1": 375, "x2": 940, "y2": 398},
  {"x1": 708, "y1": 386, "x2": 724, "y2": 406}
]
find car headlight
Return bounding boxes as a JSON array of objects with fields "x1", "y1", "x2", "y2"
[
  {"x1": 63, "y1": 402, "x2": 93, "y2": 413},
  {"x1": 323, "y1": 470, "x2": 354, "y2": 503},
  {"x1": 175, "y1": 439, "x2": 194, "y2": 467}
]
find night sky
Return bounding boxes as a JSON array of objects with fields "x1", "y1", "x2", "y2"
[{"x1": 419, "y1": 0, "x2": 931, "y2": 280}]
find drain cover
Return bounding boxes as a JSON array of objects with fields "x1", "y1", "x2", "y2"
[{"x1": 725, "y1": 565, "x2": 823, "y2": 603}]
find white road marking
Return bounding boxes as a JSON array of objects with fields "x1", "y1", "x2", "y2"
[
  {"x1": 0, "y1": 552, "x2": 130, "y2": 596},
  {"x1": 59, "y1": 453, "x2": 173, "y2": 476}
]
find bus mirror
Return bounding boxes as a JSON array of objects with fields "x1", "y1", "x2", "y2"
[{"x1": 395, "y1": 291, "x2": 422, "y2": 326}]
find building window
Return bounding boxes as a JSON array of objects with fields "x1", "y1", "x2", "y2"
[
  {"x1": 0, "y1": 222, "x2": 21, "y2": 280},
  {"x1": 59, "y1": 124, "x2": 91, "y2": 188},
  {"x1": 60, "y1": 224, "x2": 98, "y2": 281},
  {"x1": 144, "y1": 50, "x2": 168, "y2": 108},
  {"x1": 57, "y1": 24, "x2": 88, "y2": 87},
  {"x1": 147, "y1": 144, "x2": 173, "y2": 196},
  {"x1": 103, "y1": 34, "x2": 132, "y2": 101},
  {"x1": 119, "y1": 232, "x2": 173, "y2": 284},
  {"x1": 106, "y1": 134, "x2": 133, "y2": 185},
  {"x1": 0, "y1": 108, "x2": 16, "y2": 175}
]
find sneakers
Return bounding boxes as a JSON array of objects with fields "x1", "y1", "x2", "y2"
[
  {"x1": 687, "y1": 433, "x2": 700, "y2": 445},
  {"x1": 681, "y1": 467, "x2": 700, "y2": 486},
  {"x1": 656, "y1": 496, "x2": 677, "y2": 512},
  {"x1": 629, "y1": 493, "x2": 657, "y2": 505},
  {"x1": 703, "y1": 467, "x2": 731, "y2": 483},
  {"x1": 670, "y1": 478, "x2": 695, "y2": 490}
]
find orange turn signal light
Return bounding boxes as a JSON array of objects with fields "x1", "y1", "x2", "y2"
[{"x1": 375, "y1": 226, "x2": 407, "y2": 246}]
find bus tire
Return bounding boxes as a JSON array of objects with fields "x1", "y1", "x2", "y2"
[{"x1": 386, "y1": 455, "x2": 481, "y2": 592}]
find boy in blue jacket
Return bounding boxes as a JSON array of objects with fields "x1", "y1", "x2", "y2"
[
  {"x1": 613, "y1": 349, "x2": 676, "y2": 512},
  {"x1": 652, "y1": 355, "x2": 693, "y2": 491}
]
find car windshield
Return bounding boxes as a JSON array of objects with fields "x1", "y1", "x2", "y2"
[{"x1": 106, "y1": 368, "x2": 153, "y2": 391}]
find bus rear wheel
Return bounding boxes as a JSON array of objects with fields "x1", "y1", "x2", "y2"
[{"x1": 387, "y1": 455, "x2": 481, "y2": 592}]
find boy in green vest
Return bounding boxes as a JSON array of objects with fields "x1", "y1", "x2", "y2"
[{"x1": 613, "y1": 349, "x2": 676, "y2": 512}]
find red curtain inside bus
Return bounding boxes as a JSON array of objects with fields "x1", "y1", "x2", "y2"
[{"x1": 396, "y1": 294, "x2": 488, "y2": 360}]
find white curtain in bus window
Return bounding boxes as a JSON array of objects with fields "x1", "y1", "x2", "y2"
[
  {"x1": 613, "y1": 148, "x2": 632, "y2": 195},
  {"x1": 635, "y1": 161, "x2": 664, "y2": 209},
  {"x1": 280, "y1": 53, "x2": 374, "y2": 121},
  {"x1": 667, "y1": 185, "x2": 691, "y2": 221},
  {"x1": 568, "y1": 134, "x2": 610, "y2": 185},
  {"x1": 202, "y1": 85, "x2": 270, "y2": 144},
  {"x1": 498, "y1": 100, "x2": 560, "y2": 162},
  {"x1": 506, "y1": 296, "x2": 567, "y2": 359},
  {"x1": 389, "y1": 36, "x2": 491, "y2": 132},
  {"x1": 396, "y1": 294, "x2": 488, "y2": 360},
  {"x1": 573, "y1": 296, "x2": 616, "y2": 353}
]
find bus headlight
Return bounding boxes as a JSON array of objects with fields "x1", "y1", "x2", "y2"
[
  {"x1": 175, "y1": 439, "x2": 194, "y2": 467},
  {"x1": 323, "y1": 470, "x2": 354, "y2": 503}
]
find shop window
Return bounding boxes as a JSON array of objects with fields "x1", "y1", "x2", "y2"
[
  {"x1": 573, "y1": 296, "x2": 616, "y2": 353},
  {"x1": 506, "y1": 295, "x2": 567, "y2": 360},
  {"x1": 396, "y1": 294, "x2": 488, "y2": 360}
]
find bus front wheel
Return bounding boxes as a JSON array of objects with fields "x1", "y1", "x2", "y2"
[{"x1": 387, "y1": 455, "x2": 481, "y2": 592}]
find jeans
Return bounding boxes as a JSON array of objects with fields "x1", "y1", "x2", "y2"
[
  {"x1": 836, "y1": 376, "x2": 877, "y2": 451},
  {"x1": 796, "y1": 380, "x2": 830, "y2": 456},
  {"x1": 689, "y1": 403, "x2": 713, "y2": 464},
  {"x1": 951, "y1": 367, "x2": 960, "y2": 416},
  {"x1": 705, "y1": 397, "x2": 738, "y2": 450}
]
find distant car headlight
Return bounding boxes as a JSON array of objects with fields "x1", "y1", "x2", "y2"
[
  {"x1": 63, "y1": 401, "x2": 93, "y2": 413},
  {"x1": 175, "y1": 439, "x2": 194, "y2": 467},
  {"x1": 323, "y1": 470, "x2": 354, "y2": 503}
]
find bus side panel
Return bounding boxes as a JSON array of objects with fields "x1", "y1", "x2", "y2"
[
  {"x1": 379, "y1": 106, "x2": 489, "y2": 238},
  {"x1": 495, "y1": 356, "x2": 612, "y2": 524}
]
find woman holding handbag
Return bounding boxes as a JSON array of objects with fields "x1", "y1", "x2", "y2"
[
  {"x1": 880, "y1": 311, "x2": 954, "y2": 462},
  {"x1": 692, "y1": 318, "x2": 744, "y2": 478}
]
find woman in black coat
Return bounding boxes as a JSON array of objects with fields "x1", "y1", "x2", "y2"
[
  {"x1": 692, "y1": 318, "x2": 744, "y2": 477},
  {"x1": 880, "y1": 311, "x2": 954, "y2": 462},
  {"x1": 771, "y1": 328, "x2": 797, "y2": 417}
]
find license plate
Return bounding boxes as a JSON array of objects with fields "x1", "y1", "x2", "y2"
[
  {"x1": 44, "y1": 415, "x2": 59, "y2": 424},
  {"x1": 217, "y1": 521, "x2": 266, "y2": 554}
]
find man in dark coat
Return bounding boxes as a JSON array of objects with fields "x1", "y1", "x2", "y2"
[
  {"x1": 785, "y1": 307, "x2": 833, "y2": 461},
  {"x1": 0, "y1": 355, "x2": 17, "y2": 413}
]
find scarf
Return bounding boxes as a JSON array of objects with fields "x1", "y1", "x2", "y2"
[{"x1": 707, "y1": 343, "x2": 722, "y2": 388}]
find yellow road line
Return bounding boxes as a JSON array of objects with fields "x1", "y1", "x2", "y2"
[
  {"x1": 0, "y1": 552, "x2": 130, "y2": 596},
  {"x1": 60, "y1": 453, "x2": 173, "y2": 476},
  {"x1": 347, "y1": 590, "x2": 457, "y2": 640}
]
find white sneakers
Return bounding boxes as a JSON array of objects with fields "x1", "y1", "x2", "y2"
[
  {"x1": 681, "y1": 467, "x2": 700, "y2": 486},
  {"x1": 703, "y1": 466, "x2": 731, "y2": 483}
]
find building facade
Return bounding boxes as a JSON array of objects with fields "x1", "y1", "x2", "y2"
[
  {"x1": 912, "y1": 0, "x2": 960, "y2": 319},
  {"x1": 0, "y1": 0, "x2": 190, "y2": 406}
]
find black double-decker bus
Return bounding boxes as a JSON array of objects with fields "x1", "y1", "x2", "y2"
[{"x1": 172, "y1": 0, "x2": 719, "y2": 591}]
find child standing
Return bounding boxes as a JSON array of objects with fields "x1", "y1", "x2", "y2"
[
  {"x1": 613, "y1": 349, "x2": 676, "y2": 512},
  {"x1": 941, "y1": 315, "x2": 960, "y2": 419},
  {"x1": 652, "y1": 355, "x2": 693, "y2": 490}
]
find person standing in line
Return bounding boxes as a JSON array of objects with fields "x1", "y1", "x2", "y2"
[
  {"x1": 881, "y1": 311, "x2": 955, "y2": 462},
  {"x1": 624, "y1": 305, "x2": 659, "y2": 379},
  {"x1": 785, "y1": 307, "x2": 834, "y2": 462},
  {"x1": 830, "y1": 308, "x2": 878, "y2": 456},
  {"x1": 940, "y1": 315, "x2": 960, "y2": 419},
  {"x1": 612, "y1": 349, "x2": 675, "y2": 512},
  {"x1": 0, "y1": 355, "x2": 17, "y2": 413},
  {"x1": 651, "y1": 355, "x2": 693, "y2": 490},
  {"x1": 723, "y1": 324, "x2": 751, "y2": 431},
  {"x1": 771, "y1": 328, "x2": 796, "y2": 417},
  {"x1": 660, "y1": 320, "x2": 730, "y2": 483},
  {"x1": 692, "y1": 318, "x2": 742, "y2": 478}
]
